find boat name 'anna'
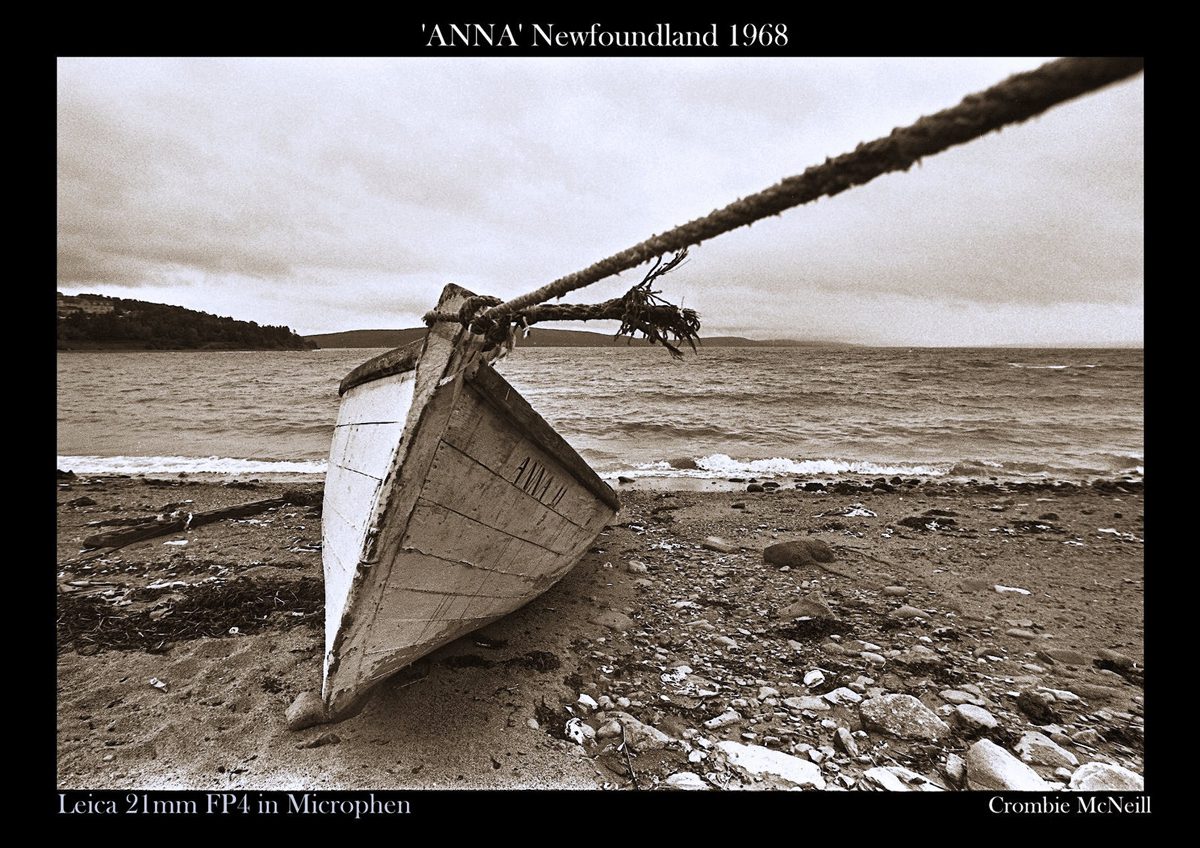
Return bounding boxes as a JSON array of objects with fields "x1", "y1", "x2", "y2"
[{"x1": 512, "y1": 455, "x2": 568, "y2": 508}]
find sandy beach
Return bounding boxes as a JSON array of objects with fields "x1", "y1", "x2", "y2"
[{"x1": 56, "y1": 473, "x2": 1144, "y2": 791}]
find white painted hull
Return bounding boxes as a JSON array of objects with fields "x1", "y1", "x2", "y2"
[{"x1": 321, "y1": 285, "x2": 618, "y2": 717}]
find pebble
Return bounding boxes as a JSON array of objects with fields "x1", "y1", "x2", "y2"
[
  {"x1": 889, "y1": 605, "x2": 928, "y2": 620},
  {"x1": 861, "y1": 652, "x2": 887, "y2": 667},
  {"x1": 663, "y1": 771, "x2": 710, "y2": 791},
  {"x1": 625, "y1": 560, "x2": 649, "y2": 574},
  {"x1": 882, "y1": 586, "x2": 908, "y2": 596},
  {"x1": 860, "y1": 766, "x2": 945, "y2": 792},
  {"x1": 1068, "y1": 762, "x2": 1144, "y2": 791},
  {"x1": 859, "y1": 694, "x2": 950, "y2": 742},
  {"x1": 758, "y1": 686, "x2": 780, "y2": 700},
  {"x1": 1015, "y1": 731, "x2": 1078, "y2": 768},
  {"x1": 701, "y1": 537, "x2": 736, "y2": 553},
  {"x1": 803, "y1": 670, "x2": 826, "y2": 687},
  {"x1": 604, "y1": 711, "x2": 672, "y2": 751},
  {"x1": 576, "y1": 693, "x2": 598, "y2": 710},
  {"x1": 939, "y1": 689, "x2": 985, "y2": 707},
  {"x1": 822, "y1": 687, "x2": 863, "y2": 706},
  {"x1": 964, "y1": 739, "x2": 1049, "y2": 791},
  {"x1": 715, "y1": 635, "x2": 739, "y2": 649},
  {"x1": 783, "y1": 696, "x2": 831, "y2": 713},
  {"x1": 704, "y1": 709, "x2": 743, "y2": 729},
  {"x1": 1037, "y1": 648, "x2": 1092, "y2": 666},
  {"x1": 1069, "y1": 682, "x2": 1121, "y2": 703},
  {"x1": 1071, "y1": 729, "x2": 1101, "y2": 746},
  {"x1": 1005, "y1": 628, "x2": 1039, "y2": 641},
  {"x1": 301, "y1": 732, "x2": 341, "y2": 749},
  {"x1": 835, "y1": 727, "x2": 858, "y2": 757},
  {"x1": 716, "y1": 741, "x2": 826, "y2": 790},
  {"x1": 285, "y1": 691, "x2": 327, "y2": 732},
  {"x1": 952, "y1": 704, "x2": 999, "y2": 734},
  {"x1": 1096, "y1": 648, "x2": 1136, "y2": 670},
  {"x1": 778, "y1": 592, "x2": 838, "y2": 622},
  {"x1": 763, "y1": 539, "x2": 836, "y2": 568},
  {"x1": 943, "y1": 753, "x2": 966, "y2": 787}
]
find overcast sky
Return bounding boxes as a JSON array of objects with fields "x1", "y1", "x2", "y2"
[{"x1": 57, "y1": 57, "x2": 1143, "y2": 346}]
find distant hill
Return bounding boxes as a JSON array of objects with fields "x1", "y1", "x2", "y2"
[
  {"x1": 57, "y1": 293, "x2": 316, "y2": 351},
  {"x1": 306, "y1": 327, "x2": 838, "y2": 349}
]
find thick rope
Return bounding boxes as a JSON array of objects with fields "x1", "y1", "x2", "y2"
[{"x1": 422, "y1": 57, "x2": 1140, "y2": 327}]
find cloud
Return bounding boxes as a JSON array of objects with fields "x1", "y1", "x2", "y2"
[{"x1": 57, "y1": 57, "x2": 1143, "y2": 344}]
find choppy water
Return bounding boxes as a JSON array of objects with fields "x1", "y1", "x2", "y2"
[{"x1": 56, "y1": 346, "x2": 1143, "y2": 482}]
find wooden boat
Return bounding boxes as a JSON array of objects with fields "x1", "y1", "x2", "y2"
[{"x1": 320, "y1": 283, "x2": 620, "y2": 717}]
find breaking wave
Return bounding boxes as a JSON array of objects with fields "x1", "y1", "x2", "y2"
[{"x1": 56, "y1": 455, "x2": 327, "y2": 476}]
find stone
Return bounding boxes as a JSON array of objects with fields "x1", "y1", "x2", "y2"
[
  {"x1": 1015, "y1": 731, "x2": 1078, "y2": 769},
  {"x1": 758, "y1": 686, "x2": 779, "y2": 700},
  {"x1": 285, "y1": 691, "x2": 327, "y2": 732},
  {"x1": 576, "y1": 693, "x2": 598, "y2": 710},
  {"x1": 1068, "y1": 762, "x2": 1143, "y2": 791},
  {"x1": 704, "y1": 709, "x2": 743, "y2": 730},
  {"x1": 859, "y1": 766, "x2": 945, "y2": 792},
  {"x1": 1005, "y1": 628, "x2": 1038, "y2": 641},
  {"x1": 835, "y1": 727, "x2": 858, "y2": 757},
  {"x1": 960, "y1": 578, "x2": 993, "y2": 593},
  {"x1": 565, "y1": 718, "x2": 595, "y2": 746},
  {"x1": 664, "y1": 771, "x2": 710, "y2": 790},
  {"x1": 1095, "y1": 648, "x2": 1136, "y2": 670},
  {"x1": 1037, "y1": 648, "x2": 1092, "y2": 667},
  {"x1": 823, "y1": 687, "x2": 863, "y2": 706},
  {"x1": 889, "y1": 605, "x2": 928, "y2": 620},
  {"x1": 964, "y1": 739, "x2": 1050, "y2": 791},
  {"x1": 943, "y1": 753, "x2": 966, "y2": 787},
  {"x1": 1016, "y1": 691, "x2": 1061, "y2": 724},
  {"x1": 952, "y1": 704, "x2": 999, "y2": 734},
  {"x1": 764, "y1": 539, "x2": 835, "y2": 569},
  {"x1": 940, "y1": 689, "x2": 984, "y2": 707},
  {"x1": 714, "y1": 635, "x2": 739, "y2": 649},
  {"x1": 701, "y1": 537, "x2": 736, "y2": 553},
  {"x1": 625, "y1": 560, "x2": 649, "y2": 574},
  {"x1": 301, "y1": 732, "x2": 341, "y2": 748},
  {"x1": 783, "y1": 696, "x2": 831, "y2": 712},
  {"x1": 861, "y1": 652, "x2": 886, "y2": 667},
  {"x1": 882, "y1": 586, "x2": 908, "y2": 596},
  {"x1": 590, "y1": 610, "x2": 635, "y2": 632},
  {"x1": 1071, "y1": 729, "x2": 1101, "y2": 746},
  {"x1": 716, "y1": 741, "x2": 826, "y2": 790},
  {"x1": 859, "y1": 694, "x2": 950, "y2": 742},
  {"x1": 803, "y1": 670, "x2": 826, "y2": 687},
  {"x1": 778, "y1": 592, "x2": 837, "y2": 622},
  {"x1": 747, "y1": 483, "x2": 765, "y2": 493},
  {"x1": 605, "y1": 711, "x2": 673, "y2": 751},
  {"x1": 1069, "y1": 683, "x2": 1122, "y2": 703}
]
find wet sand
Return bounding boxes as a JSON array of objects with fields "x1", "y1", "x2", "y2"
[{"x1": 56, "y1": 474, "x2": 1144, "y2": 790}]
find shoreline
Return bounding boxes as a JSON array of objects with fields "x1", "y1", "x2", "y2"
[{"x1": 57, "y1": 475, "x2": 1144, "y2": 791}]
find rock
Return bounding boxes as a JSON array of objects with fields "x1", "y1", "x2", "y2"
[
  {"x1": 778, "y1": 592, "x2": 837, "y2": 622},
  {"x1": 1095, "y1": 648, "x2": 1136, "y2": 671},
  {"x1": 1069, "y1": 683, "x2": 1122, "y2": 703},
  {"x1": 943, "y1": 753, "x2": 966, "y2": 788},
  {"x1": 964, "y1": 739, "x2": 1050, "y2": 791},
  {"x1": 704, "y1": 709, "x2": 743, "y2": 730},
  {"x1": 1069, "y1": 762, "x2": 1143, "y2": 791},
  {"x1": 823, "y1": 687, "x2": 863, "y2": 706},
  {"x1": 526, "y1": 718, "x2": 540, "y2": 731},
  {"x1": 939, "y1": 689, "x2": 984, "y2": 707},
  {"x1": 701, "y1": 537, "x2": 736, "y2": 553},
  {"x1": 764, "y1": 539, "x2": 835, "y2": 568},
  {"x1": 57, "y1": 468, "x2": 76, "y2": 479},
  {"x1": 590, "y1": 610, "x2": 635, "y2": 632},
  {"x1": 835, "y1": 727, "x2": 858, "y2": 757},
  {"x1": 803, "y1": 670, "x2": 826, "y2": 687},
  {"x1": 669, "y1": 457, "x2": 700, "y2": 470},
  {"x1": 715, "y1": 635, "x2": 739, "y2": 649},
  {"x1": 783, "y1": 696, "x2": 831, "y2": 712},
  {"x1": 565, "y1": 718, "x2": 595, "y2": 746},
  {"x1": 882, "y1": 585, "x2": 908, "y2": 596},
  {"x1": 716, "y1": 741, "x2": 826, "y2": 790},
  {"x1": 1015, "y1": 731, "x2": 1078, "y2": 768},
  {"x1": 952, "y1": 704, "x2": 999, "y2": 734},
  {"x1": 758, "y1": 686, "x2": 779, "y2": 700},
  {"x1": 617, "y1": 476, "x2": 634, "y2": 484},
  {"x1": 747, "y1": 483, "x2": 765, "y2": 493},
  {"x1": 576, "y1": 693, "x2": 598, "y2": 710},
  {"x1": 1005, "y1": 628, "x2": 1039, "y2": 641},
  {"x1": 859, "y1": 694, "x2": 950, "y2": 741},
  {"x1": 67, "y1": 496, "x2": 97, "y2": 507},
  {"x1": 285, "y1": 691, "x2": 327, "y2": 732},
  {"x1": 603, "y1": 711, "x2": 672, "y2": 751},
  {"x1": 731, "y1": 502, "x2": 746, "y2": 510},
  {"x1": 625, "y1": 560, "x2": 649, "y2": 574},
  {"x1": 960, "y1": 578, "x2": 993, "y2": 593},
  {"x1": 1016, "y1": 691, "x2": 1061, "y2": 724},
  {"x1": 859, "y1": 766, "x2": 945, "y2": 792},
  {"x1": 1071, "y1": 729, "x2": 1102, "y2": 746},
  {"x1": 1037, "y1": 648, "x2": 1092, "y2": 666},
  {"x1": 302, "y1": 732, "x2": 341, "y2": 749},
  {"x1": 889, "y1": 605, "x2": 928, "y2": 620},
  {"x1": 663, "y1": 771, "x2": 710, "y2": 790},
  {"x1": 861, "y1": 652, "x2": 886, "y2": 667}
]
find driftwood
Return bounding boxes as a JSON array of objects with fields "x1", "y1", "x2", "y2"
[{"x1": 81, "y1": 489, "x2": 321, "y2": 550}]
